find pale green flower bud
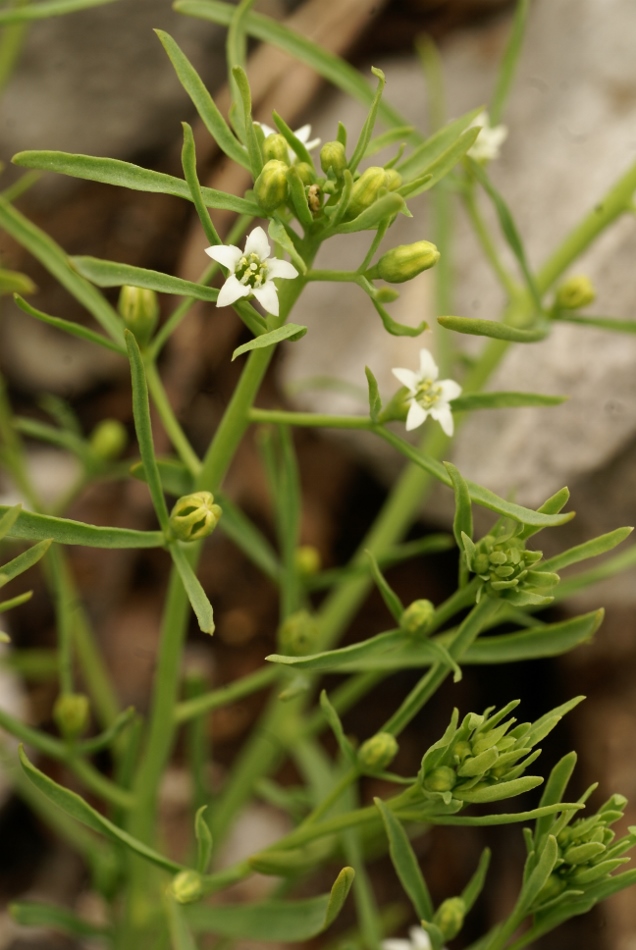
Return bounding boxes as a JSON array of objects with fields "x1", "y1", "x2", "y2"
[
  {"x1": 294, "y1": 162, "x2": 316, "y2": 186},
  {"x1": 320, "y1": 140, "x2": 347, "y2": 179},
  {"x1": 358, "y1": 732, "x2": 399, "y2": 772},
  {"x1": 433, "y1": 897, "x2": 465, "y2": 941},
  {"x1": 170, "y1": 492, "x2": 222, "y2": 542},
  {"x1": 383, "y1": 168, "x2": 403, "y2": 191},
  {"x1": 254, "y1": 159, "x2": 289, "y2": 212},
  {"x1": 374, "y1": 241, "x2": 440, "y2": 284},
  {"x1": 555, "y1": 274, "x2": 596, "y2": 310},
  {"x1": 400, "y1": 598, "x2": 435, "y2": 635},
  {"x1": 347, "y1": 166, "x2": 389, "y2": 219},
  {"x1": 118, "y1": 285, "x2": 159, "y2": 347},
  {"x1": 89, "y1": 419, "x2": 127, "y2": 462},
  {"x1": 171, "y1": 870, "x2": 203, "y2": 904},
  {"x1": 53, "y1": 692, "x2": 90, "y2": 740},
  {"x1": 295, "y1": 545, "x2": 321, "y2": 576},
  {"x1": 423, "y1": 765, "x2": 456, "y2": 792},
  {"x1": 278, "y1": 610, "x2": 319, "y2": 657},
  {"x1": 262, "y1": 133, "x2": 290, "y2": 165}
]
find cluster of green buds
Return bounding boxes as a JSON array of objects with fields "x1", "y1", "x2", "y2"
[
  {"x1": 344, "y1": 164, "x2": 402, "y2": 219},
  {"x1": 169, "y1": 492, "x2": 222, "y2": 543},
  {"x1": 534, "y1": 795, "x2": 636, "y2": 907},
  {"x1": 462, "y1": 528, "x2": 559, "y2": 607},
  {"x1": 418, "y1": 699, "x2": 576, "y2": 807}
]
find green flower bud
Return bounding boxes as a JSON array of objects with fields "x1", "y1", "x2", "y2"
[
  {"x1": 358, "y1": 732, "x2": 399, "y2": 772},
  {"x1": 563, "y1": 841, "x2": 607, "y2": 866},
  {"x1": 89, "y1": 419, "x2": 127, "y2": 462},
  {"x1": 374, "y1": 241, "x2": 440, "y2": 284},
  {"x1": 400, "y1": 598, "x2": 435, "y2": 635},
  {"x1": 347, "y1": 166, "x2": 389, "y2": 219},
  {"x1": 423, "y1": 765, "x2": 457, "y2": 792},
  {"x1": 536, "y1": 873, "x2": 567, "y2": 905},
  {"x1": 294, "y1": 162, "x2": 316, "y2": 186},
  {"x1": 53, "y1": 692, "x2": 90, "y2": 740},
  {"x1": 278, "y1": 610, "x2": 319, "y2": 657},
  {"x1": 374, "y1": 286, "x2": 400, "y2": 304},
  {"x1": 254, "y1": 159, "x2": 289, "y2": 212},
  {"x1": 170, "y1": 492, "x2": 222, "y2": 542},
  {"x1": 433, "y1": 897, "x2": 465, "y2": 941},
  {"x1": 118, "y1": 285, "x2": 159, "y2": 347},
  {"x1": 295, "y1": 545, "x2": 321, "y2": 576},
  {"x1": 555, "y1": 274, "x2": 596, "y2": 310},
  {"x1": 383, "y1": 168, "x2": 403, "y2": 191},
  {"x1": 171, "y1": 870, "x2": 203, "y2": 904},
  {"x1": 320, "y1": 140, "x2": 347, "y2": 179},
  {"x1": 262, "y1": 133, "x2": 290, "y2": 165}
]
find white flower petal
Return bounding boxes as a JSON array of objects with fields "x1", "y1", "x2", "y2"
[
  {"x1": 439, "y1": 378, "x2": 462, "y2": 402},
  {"x1": 381, "y1": 941, "x2": 412, "y2": 950},
  {"x1": 392, "y1": 367, "x2": 419, "y2": 391},
  {"x1": 430, "y1": 403, "x2": 454, "y2": 436},
  {"x1": 205, "y1": 244, "x2": 242, "y2": 270},
  {"x1": 252, "y1": 280, "x2": 280, "y2": 316},
  {"x1": 217, "y1": 275, "x2": 251, "y2": 308},
  {"x1": 406, "y1": 401, "x2": 428, "y2": 431},
  {"x1": 294, "y1": 124, "x2": 312, "y2": 144},
  {"x1": 244, "y1": 226, "x2": 271, "y2": 260},
  {"x1": 267, "y1": 258, "x2": 299, "y2": 280},
  {"x1": 408, "y1": 927, "x2": 433, "y2": 950},
  {"x1": 418, "y1": 348, "x2": 439, "y2": 381},
  {"x1": 257, "y1": 122, "x2": 276, "y2": 138}
]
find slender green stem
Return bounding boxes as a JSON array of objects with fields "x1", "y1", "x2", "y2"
[
  {"x1": 462, "y1": 186, "x2": 520, "y2": 299},
  {"x1": 0, "y1": 2, "x2": 29, "y2": 97},
  {"x1": 302, "y1": 767, "x2": 358, "y2": 826},
  {"x1": 174, "y1": 664, "x2": 277, "y2": 724},
  {"x1": 306, "y1": 269, "x2": 360, "y2": 282},
  {"x1": 249, "y1": 408, "x2": 371, "y2": 429},
  {"x1": 145, "y1": 361, "x2": 201, "y2": 478}
]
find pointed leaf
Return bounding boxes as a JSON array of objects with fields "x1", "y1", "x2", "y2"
[
  {"x1": 73, "y1": 256, "x2": 218, "y2": 301},
  {"x1": 490, "y1": 0, "x2": 530, "y2": 124},
  {"x1": 365, "y1": 366, "x2": 382, "y2": 422},
  {"x1": 232, "y1": 324, "x2": 306, "y2": 361},
  {"x1": 444, "y1": 462, "x2": 473, "y2": 548},
  {"x1": 452, "y1": 391, "x2": 565, "y2": 411},
  {"x1": 375, "y1": 798, "x2": 434, "y2": 920},
  {"x1": 463, "y1": 610, "x2": 603, "y2": 664},
  {"x1": 438, "y1": 314, "x2": 548, "y2": 342},
  {"x1": 519, "y1": 834, "x2": 559, "y2": 912},
  {"x1": 13, "y1": 294, "x2": 125, "y2": 354},
  {"x1": 319, "y1": 690, "x2": 356, "y2": 764},
  {"x1": 0, "y1": 505, "x2": 164, "y2": 548},
  {"x1": 396, "y1": 107, "x2": 483, "y2": 179},
  {"x1": 0, "y1": 539, "x2": 52, "y2": 587},
  {"x1": 365, "y1": 549, "x2": 404, "y2": 622},
  {"x1": 170, "y1": 545, "x2": 215, "y2": 635},
  {"x1": 461, "y1": 848, "x2": 491, "y2": 912},
  {"x1": 195, "y1": 806, "x2": 213, "y2": 874},
  {"x1": 348, "y1": 67, "x2": 386, "y2": 174},
  {"x1": 9, "y1": 902, "x2": 111, "y2": 939},
  {"x1": 541, "y1": 527, "x2": 633, "y2": 574},
  {"x1": 181, "y1": 123, "x2": 221, "y2": 247}
]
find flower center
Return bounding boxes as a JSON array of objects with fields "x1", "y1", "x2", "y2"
[
  {"x1": 414, "y1": 377, "x2": 442, "y2": 409},
  {"x1": 235, "y1": 252, "x2": 268, "y2": 289}
]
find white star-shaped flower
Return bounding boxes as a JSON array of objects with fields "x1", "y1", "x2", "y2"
[
  {"x1": 258, "y1": 122, "x2": 321, "y2": 161},
  {"x1": 392, "y1": 348, "x2": 462, "y2": 436},
  {"x1": 204, "y1": 226, "x2": 298, "y2": 317},
  {"x1": 467, "y1": 110, "x2": 508, "y2": 163},
  {"x1": 382, "y1": 925, "x2": 436, "y2": 950}
]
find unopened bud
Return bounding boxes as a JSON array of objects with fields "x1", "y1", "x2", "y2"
[
  {"x1": 254, "y1": 159, "x2": 289, "y2": 213},
  {"x1": 433, "y1": 897, "x2": 465, "y2": 941},
  {"x1": 53, "y1": 692, "x2": 90, "y2": 740},
  {"x1": 89, "y1": 419, "x2": 127, "y2": 462},
  {"x1": 118, "y1": 285, "x2": 159, "y2": 347},
  {"x1": 295, "y1": 545, "x2": 321, "y2": 576},
  {"x1": 171, "y1": 870, "x2": 203, "y2": 904},
  {"x1": 423, "y1": 765, "x2": 456, "y2": 793},
  {"x1": 294, "y1": 162, "x2": 316, "y2": 186},
  {"x1": 383, "y1": 168, "x2": 403, "y2": 191},
  {"x1": 374, "y1": 241, "x2": 440, "y2": 284},
  {"x1": 170, "y1": 492, "x2": 222, "y2": 543},
  {"x1": 347, "y1": 166, "x2": 389, "y2": 219},
  {"x1": 358, "y1": 732, "x2": 399, "y2": 772},
  {"x1": 262, "y1": 133, "x2": 290, "y2": 165},
  {"x1": 320, "y1": 141, "x2": 347, "y2": 179},
  {"x1": 278, "y1": 610, "x2": 319, "y2": 657},
  {"x1": 555, "y1": 275, "x2": 596, "y2": 310},
  {"x1": 400, "y1": 599, "x2": 435, "y2": 635}
]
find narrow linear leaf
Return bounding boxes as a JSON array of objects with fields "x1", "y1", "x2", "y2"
[
  {"x1": 154, "y1": 30, "x2": 249, "y2": 169},
  {"x1": 463, "y1": 610, "x2": 603, "y2": 664},
  {"x1": 0, "y1": 198, "x2": 122, "y2": 343},
  {"x1": 365, "y1": 550, "x2": 404, "y2": 622},
  {"x1": 438, "y1": 314, "x2": 548, "y2": 343},
  {"x1": 552, "y1": 312, "x2": 636, "y2": 334},
  {"x1": 426, "y1": 803, "x2": 582, "y2": 827},
  {"x1": 268, "y1": 219, "x2": 307, "y2": 275},
  {"x1": 170, "y1": 544, "x2": 215, "y2": 635},
  {"x1": 456, "y1": 775, "x2": 543, "y2": 805},
  {"x1": 0, "y1": 591, "x2": 34, "y2": 614},
  {"x1": 519, "y1": 487, "x2": 571, "y2": 541},
  {"x1": 370, "y1": 294, "x2": 428, "y2": 338},
  {"x1": 0, "y1": 0, "x2": 124, "y2": 22},
  {"x1": 519, "y1": 834, "x2": 559, "y2": 912},
  {"x1": 534, "y1": 752, "x2": 578, "y2": 849},
  {"x1": 272, "y1": 111, "x2": 313, "y2": 166},
  {"x1": 232, "y1": 66, "x2": 263, "y2": 175},
  {"x1": 73, "y1": 257, "x2": 218, "y2": 301},
  {"x1": 130, "y1": 457, "x2": 195, "y2": 499},
  {"x1": 0, "y1": 539, "x2": 52, "y2": 587},
  {"x1": 336, "y1": 193, "x2": 406, "y2": 235},
  {"x1": 0, "y1": 506, "x2": 164, "y2": 548},
  {"x1": 364, "y1": 126, "x2": 415, "y2": 159},
  {"x1": 0, "y1": 504, "x2": 22, "y2": 542},
  {"x1": 348, "y1": 67, "x2": 386, "y2": 174},
  {"x1": 375, "y1": 798, "x2": 434, "y2": 920},
  {"x1": 232, "y1": 324, "x2": 307, "y2": 360},
  {"x1": 396, "y1": 107, "x2": 483, "y2": 179},
  {"x1": 0, "y1": 268, "x2": 36, "y2": 295},
  {"x1": 444, "y1": 461, "x2": 473, "y2": 547},
  {"x1": 181, "y1": 123, "x2": 221, "y2": 247},
  {"x1": 365, "y1": 366, "x2": 382, "y2": 422},
  {"x1": 541, "y1": 527, "x2": 633, "y2": 573},
  {"x1": 399, "y1": 127, "x2": 480, "y2": 196},
  {"x1": 490, "y1": 0, "x2": 530, "y2": 124},
  {"x1": 13, "y1": 294, "x2": 125, "y2": 354},
  {"x1": 195, "y1": 806, "x2": 213, "y2": 874},
  {"x1": 267, "y1": 630, "x2": 404, "y2": 672},
  {"x1": 452, "y1": 391, "x2": 566, "y2": 411},
  {"x1": 9, "y1": 902, "x2": 111, "y2": 939},
  {"x1": 18, "y1": 746, "x2": 185, "y2": 874},
  {"x1": 319, "y1": 690, "x2": 356, "y2": 764},
  {"x1": 461, "y1": 848, "x2": 491, "y2": 912}
]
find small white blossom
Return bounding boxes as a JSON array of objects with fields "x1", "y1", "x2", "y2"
[
  {"x1": 258, "y1": 122, "x2": 321, "y2": 160},
  {"x1": 204, "y1": 226, "x2": 298, "y2": 316},
  {"x1": 467, "y1": 110, "x2": 508, "y2": 163},
  {"x1": 392, "y1": 349, "x2": 461, "y2": 436},
  {"x1": 382, "y1": 925, "x2": 435, "y2": 950}
]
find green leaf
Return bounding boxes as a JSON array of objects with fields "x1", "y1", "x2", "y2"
[
  {"x1": 187, "y1": 866, "x2": 354, "y2": 940},
  {"x1": 0, "y1": 0, "x2": 123, "y2": 21},
  {"x1": 0, "y1": 267, "x2": 36, "y2": 295},
  {"x1": 552, "y1": 312, "x2": 636, "y2": 334},
  {"x1": 364, "y1": 126, "x2": 414, "y2": 159},
  {"x1": 271, "y1": 111, "x2": 313, "y2": 166},
  {"x1": 13, "y1": 150, "x2": 259, "y2": 214},
  {"x1": 13, "y1": 294, "x2": 125, "y2": 354},
  {"x1": 267, "y1": 630, "x2": 404, "y2": 672},
  {"x1": 541, "y1": 527, "x2": 633, "y2": 574},
  {"x1": 348, "y1": 67, "x2": 386, "y2": 174},
  {"x1": 18, "y1": 746, "x2": 185, "y2": 874},
  {"x1": 164, "y1": 894, "x2": 198, "y2": 950},
  {"x1": 181, "y1": 123, "x2": 221, "y2": 247},
  {"x1": 364, "y1": 366, "x2": 382, "y2": 422},
  {"x1": 371, "y1": 294, "x2": 428, "y2": 338},
  {"x1": 0, "y1": 197, "x2": 122, "y2": 343},
  {"x1": 0, "y1": 539, "x2": 52, "y2": 588},
  {"x1": 0, "y1": 504, "x2": 22, "y2": 542},
  {"x1": 452, "y1": 391, "x2": 566, "y2": 411},
  {"x1": 375, "y1": 798, "x2": 434, "y2": 920},
  {"x1": 9, "y1": 902, "x2": 111, "y2": 939},
  {"x1": 154, "y1": 30, "x2": 249, "y2": 169},
  {"x1": 444, "y1": 462, "x2": 473, "y2": 548},
  {"x1": 125, "y1": 331, "x2": 170, "y2": 532},
  {"x1": 534, "y1": 752, "x2": 578, "y2": 850},
  {"x1": 170, "y1": 545, "x2": 215, "y2": 635},
  {"x1": 0, "y1": 505, "x2": 164, "y2": 548},
  {"x1": 130, "y1": 457, "x2": 195, "y2": 498},
  {"x1": 194, "y1": 806, "x2": 213, "y2": 874},
  {"x1": 461, "y1": 848, "x2": 491, "y2": 912},
  {"x1": 437, "y1": 314, "x2": 548, "y2": 343},
  {"x1": 398, "y1": 127, "x2": 480, "y2": 196},
  {"x1": 490, "y1": 0, "x2": 530, "y2": 124},
  {"x1": 519, "y1": 834, "x2": 559, "y2": 912},
  {"x1": 518, "y1": 487, "x2": 571, "y2": 541},
  {"x1": 72, "y1": 256, "x2": 218, "y2": 301},
  {"x1": 336, "y1": 192, "x2": 406, "y2": 234},
  {"x1": 396, "y1": 107, "x2": 483, "y2": 179},
  {"x1": 232, "y1": 66, "x2": 263, "y2": 176},
  {"x1": 462, "y1": 610, "x2": 604, "y2": 664},
  {"x1": 455, "y1": 775, "x2": 543, "y2": 804},
  {"x1": 319, "y1": 690, "x2": 356, "y2": 765},
  {"x1": 365, "y1": 550, "x2": 404, "y2": 622},
  {"x1": 268, "y1": 218, "x2": 307, "y2": 275},
  {"x1": 232, "y1": 324, "x2": 307, "y2": 360}
]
